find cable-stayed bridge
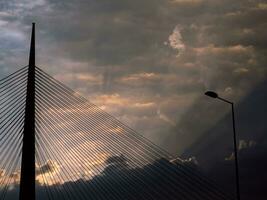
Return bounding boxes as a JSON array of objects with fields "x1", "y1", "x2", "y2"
[{"x1": 0, "y1": 24, "x2": 234, "y2": 200}]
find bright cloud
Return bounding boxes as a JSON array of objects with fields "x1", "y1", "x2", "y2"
[
  {"x1": 225, "y1": 140, "x2": 257, "y2": 161},
  {"x1": 165, "y1": 25, "x2": 185, "y2": 57}
]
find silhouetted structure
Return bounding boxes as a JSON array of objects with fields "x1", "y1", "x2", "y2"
[
  {"x1": 19, "y1": 23, "x2": 36, "y2": 200},
  {"x1": 0, "y1": 24, "x2": 236, "y2": 200}
]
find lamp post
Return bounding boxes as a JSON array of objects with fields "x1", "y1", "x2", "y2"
[{"x1": 205, "y1": 91, "x2": 240, "y2": 200}]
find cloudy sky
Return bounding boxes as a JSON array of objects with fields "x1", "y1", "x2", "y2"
[{"x1": 1, "y1": 0, "x2": 267, "y2": 199}]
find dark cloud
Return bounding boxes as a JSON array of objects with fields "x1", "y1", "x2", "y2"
[
  {"x1": 36, "y1": 160, "x2": 60, "y2": 176},
  {"x1": 206, "y1": 142, "x2": 267, "y2": 200},
  {"x1": 0, "y1": 0, "x2": 267, "y2": 199},
  {"x1": 2, "y1": 156, "x2": 234, "y2": 200}
]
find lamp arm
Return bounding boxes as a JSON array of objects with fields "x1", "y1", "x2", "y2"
[{"x1": 217, "y1": 96, "x2": 233, "y2": 105}]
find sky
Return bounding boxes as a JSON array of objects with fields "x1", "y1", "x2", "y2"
[{"x1": 0, "y1": 0, "x2": 267, "y2": 199}]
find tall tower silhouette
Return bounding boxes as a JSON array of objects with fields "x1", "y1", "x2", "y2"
[
  {"x1": 0, "y1": 22, "x2": 233, "y2": 200},
  {"x1": 19, "y1": 23, "x2": 36, "y2": 200}
]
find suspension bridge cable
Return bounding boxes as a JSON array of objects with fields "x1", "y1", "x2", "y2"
[
  {"x1": 36, "y1": 138, "x2": 73, "y2": 200},
  {"x1": 34, "y1": 86, "x2": 182, "y2": 199},
  {"x1": 0, "y1": 96, "x2": 26, "y2": 127},
  {"x1": 0, "y1": 76, "x2": 27, "y2": 96},
  {"x1": 35, "y1": 141, "x2": 68, "y2": 200},
  {"x1": 0, "y1": 66, "x2": 27, "y2": 84},
  {"x1": 35, "y1": 152, "x2": 54, "y2": 200},
  {"x1": 35, "y1": 117, "x2": 123, "y2": 200},
  {"x1": 35, "y1": 68, "x2": 233, "y2": 199},
  {"x1": 36, "y1": 130, "x2": 97, "y2": 200},
  {"x1": 0, "y1": 88, "x2": 26, "y2": 114},
  {"x1": 0, "y1": 149, "x2": 22, "y2": 200},
  {"x1": 0, "y1": 130, "x2": 23, "y2": 192},
  {"x1": 0, "y1": 65, "x2": 233, "y2": 199},
  {"x1": 0, "y1": 119, "x2": 24, "y2": 167},
  {"x1": 36, "y1": 124, "x2": 96, "y2": 200},
  {"x1": 34, "y1": 77, "x2": 226, "y2": 199},
  {"x1": 0, "y1": 66, "x2": 233, "y2": 199},
  {"x1": 34, "y1": 84, "x2": 211, "y2": 198},
  {"x1": 34, "y1": 82, "x2": 172, "y2": 199},
  {"x1": 35, "y1": 111, "x2": 156, "y2": 200},
  {"x1": 0, "y1": 71, "x2": 27, "y2": 92},
  {"x1": 36, "y1": 132, "x2": 85, "y2": 200},
  {"x1": 36, "y1": 67, "x2": 171, "y2": 158},
  {"x1": 0, "y1": 111, "x2": 25, "y2": 147},
  {"x1": 0, "y1": 138, "x2": 22, "y2": 200}
]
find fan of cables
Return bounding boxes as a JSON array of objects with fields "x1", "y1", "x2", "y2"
[{"x1": 0, "y1": 66, "x2": 234, "y2": 200}]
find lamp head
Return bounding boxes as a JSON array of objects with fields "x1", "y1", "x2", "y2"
[{"x1": 205, "y1": 91, "x2": 218, "y2": 98}]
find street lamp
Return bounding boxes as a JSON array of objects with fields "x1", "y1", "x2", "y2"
[{"x1": 205, "y1": 91, "x2": 241, "y2": 200}]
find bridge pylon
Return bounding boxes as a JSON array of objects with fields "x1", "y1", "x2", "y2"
[{"x1": 19, "y1": 23, "x2": 36, "y2": 200}]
